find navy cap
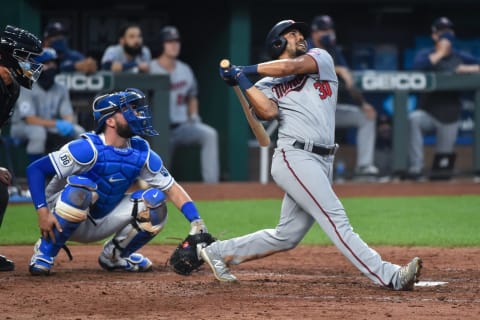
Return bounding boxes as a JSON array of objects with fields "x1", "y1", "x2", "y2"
[
  {"x1": 431, "y1": 17, "x2": 454, "y2": 33},
  {"x1": 160, "y1": 26, "x2": 180, "y2": 42},
  {"x1": 43, "y1": 21, "x2": 68, "y2": 39},
  {"x1": 311, "y1": 15, "x2": 334, "y2": 31}
]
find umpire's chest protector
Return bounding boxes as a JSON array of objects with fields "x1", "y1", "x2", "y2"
[{"x1": 82, "y1": 133, "x2": 149, "y2": 219}]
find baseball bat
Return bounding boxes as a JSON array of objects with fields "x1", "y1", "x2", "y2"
[{"x1": 219, "y1": 59, "x2": 271, "y2": 147}]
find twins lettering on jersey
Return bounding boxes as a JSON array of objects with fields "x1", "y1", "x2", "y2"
[{"x1": 272, "y1": 75, "x2": 332, "y2": 100}]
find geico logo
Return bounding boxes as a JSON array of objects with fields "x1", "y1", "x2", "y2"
[
  {"x1": 362, "y1": 72, "x2": 427, "y2": 90},
  {"x1": 55, "y1": 74, "x2": 105, "y2": 91}
]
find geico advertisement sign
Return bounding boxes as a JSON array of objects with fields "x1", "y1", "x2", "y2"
[
  {"x1": 55, "y1": 73, "x2": 112, "y2": 91},
  {"x1": 361, "y1": 72, "x2": 428, "y2": 91}
]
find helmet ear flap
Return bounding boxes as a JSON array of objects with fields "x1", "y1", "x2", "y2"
[{"x1": 268, "y1": 37, "x2": 287, "y2": 59}]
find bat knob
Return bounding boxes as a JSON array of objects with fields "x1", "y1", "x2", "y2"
[{"x1": 220, "y1": 59, "x2": 231, "y2": 69}]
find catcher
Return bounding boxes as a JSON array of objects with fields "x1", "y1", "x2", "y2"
[{"x1": 27, "y1": 87, "x2": 213, "y2": 275}]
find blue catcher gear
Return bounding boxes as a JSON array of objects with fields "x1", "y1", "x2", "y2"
[
  {"x1": 29, "y1": 176, "x2": 97, "y2": 276},
  {"x1": 92, "y1": 88, "x2": 159, "y2": 136},
  {"x1": 98, "y1": 188, "x2": 167, "y2": 272}
]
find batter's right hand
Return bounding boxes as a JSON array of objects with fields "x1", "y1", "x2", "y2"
[
  {"x1": 219, "y1": 65, "x2": 241, "y2": 86},
  {"x1": 37, "y1": 207, "x2": 63, "y2": 243}
]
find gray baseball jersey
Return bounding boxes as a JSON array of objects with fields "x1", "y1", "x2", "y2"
[
  {"x1": 101, "y1": 44, "x2": 151, "y2": 73},
  {"x1": 10, "y1": 83, "x2": 84, "y2": 154},
  {"x1": 208, "y1": 48, "x2": 405, "y2": 289},
  {"x1": 149, "y1": 59, "x2": 197, "y2": 124},
  {"x1": 149, "y1": 59, "x2": 219, "y2": 183},
  {"x1": 11, "y1": 84, "x2": 74, "y2": 123}
]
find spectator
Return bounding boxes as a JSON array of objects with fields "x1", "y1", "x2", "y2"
[
  {"x1": 408, "y1": 17, "x2": 480, "y2": 179},
  {"x1": 149, "y1": 26, "x2": 219, "y2": 183},
  {"x1": 43, "y1": 21, "x2": 97, "y2": 74},
  {"x1": 10, "y1": 48, "x2": 85, "y2": 164},
  {"x1": 308, "y1": 15, "x2": 379, "y2": 179},
  {"x1": 101, "y1": 23, "x2": 151, "y2": 73}
]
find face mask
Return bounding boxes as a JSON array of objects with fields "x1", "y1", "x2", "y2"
[
  {"x1": 37, "y1": 67, "x2": 58, "y2": 90},
  {"x1": 50, "y1": 38, "x2": 69, "y2": 56},
  {"x1": 123, "y1": 44, "x2": 142, "y2": 56},
  {"x1": 438, "y1": 31, "x2": 455, "y2": 42},
  {"x1": 320, "y1": 33, "x2": 336, "y2": 47}
]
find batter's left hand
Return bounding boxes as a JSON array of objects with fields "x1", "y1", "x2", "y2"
[{"x1": 0, "y1": 167, "x2": 12, "y2": 185}]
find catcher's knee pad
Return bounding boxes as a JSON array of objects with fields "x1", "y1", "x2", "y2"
[
  {"x1": 101, "y1": 188, "x2": 167, "y2": 262},
  {"x1": 131, "y1": 188, "x2": 167, "y2": 235},
  {"x1": 55, "y1": 176, "x2": 98, "y2": 223}
]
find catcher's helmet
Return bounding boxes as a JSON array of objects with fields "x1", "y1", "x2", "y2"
[
  {"x1": 265, "y1": 19, "x2": 309, "y2": 59},
  {"x1": 0, "y1": 25, "x2": 43, "y2": 89},
  {"x1": 93, "y1": 88, "x2": 159, "y2": 137}
]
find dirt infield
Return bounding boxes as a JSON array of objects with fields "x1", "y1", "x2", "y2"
[{"x1": 1, "y1": 180, "x2": 479, "y2": 320}]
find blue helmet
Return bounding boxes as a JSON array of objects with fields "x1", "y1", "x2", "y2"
[
  {"x1": 92, "y1": 88, "x2": 159, "y2": 137},
  {"x1": 34, "y1": 47, "x2": 58, "y2": 64}
]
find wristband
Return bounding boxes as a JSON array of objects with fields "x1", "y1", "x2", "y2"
[
  {"x1": 243, "y1": 64, "x2": 259, "y2": 75},
  {"x1": 181, "y1": 201, "x2": 200, "y2": 222},
  {"x1": 237, "y1": 73, "x2": 253, "y2": 90}
]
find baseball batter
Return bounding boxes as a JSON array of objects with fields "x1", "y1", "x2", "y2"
[
  {"x1": 201, "y1": 19, "x2": 422, "y2": 290},
  {"x1": 27, "y1": 88, "x2": 208, "y2": 275}
]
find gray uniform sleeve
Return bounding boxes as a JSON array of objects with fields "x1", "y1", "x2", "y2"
[
  {"x1": 58, "y1": 86, "x2": 74, "y2": 118},
  {"x1": 101, "y1": 46, "x2": 117, "y2": 64},
  {"x1": 306, "y1": 48, "x2": 337, "y2": 81}
]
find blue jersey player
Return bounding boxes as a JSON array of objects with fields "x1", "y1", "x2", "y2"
[{"x1": 27, "y1": 88, "x2": 208, "y2": 275}]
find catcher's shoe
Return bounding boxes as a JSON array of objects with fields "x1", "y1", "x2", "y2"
[
  {"x1": 29, "y1": 240, "x2": 54, "y2": 276},
  {"x1": 200, "y1": 246, "x2": 237, "y2": 282},
  {"x1": 98, "y1": 252, "x2": 153, "y2": 272},
  {"x1": 396, "y1": 257, "x2": 422, "y2": 291},
  {"x1": 0, "y1": 255, "x2": 14, "y2": 272}
]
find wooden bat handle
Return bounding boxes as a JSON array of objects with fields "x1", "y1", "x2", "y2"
[{"x1": 219, "y1": 59, "x2": 230, "y2": 69}]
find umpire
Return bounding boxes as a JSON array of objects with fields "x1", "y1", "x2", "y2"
[{"x1": 0, "y1": 25, "x2": 42, "y2": 271}]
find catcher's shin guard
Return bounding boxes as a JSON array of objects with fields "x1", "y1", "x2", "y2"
[
  {"x1": 29, "y1": 176, "x2": 96, "y2": 275},
  {"x1": 98, "y1": 188, "x2": 167, "y2": 272},
  {"x1": 29, "y1": 212, "x2": 80, "y2": 275}
]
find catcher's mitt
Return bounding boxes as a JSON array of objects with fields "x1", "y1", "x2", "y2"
[{"x1": 169, "y1": 233, "x2": 216, "y2": 275}]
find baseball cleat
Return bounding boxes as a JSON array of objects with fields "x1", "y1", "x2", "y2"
[
  {"x1": 0, "y1": 255, "x2": 14, "y2": 272},
  {"x1": 200, "y1": 246, "x2": 237, "y2": 282},
  {"x1": 98, "y1": 252, "x2": 153, "y2": 272},
  {"x1": 396, "y1": 257, "x2": 422, "y2": 291},
  {"x1": 29, "y1": 239, "x2": 53, "y2": 276}
]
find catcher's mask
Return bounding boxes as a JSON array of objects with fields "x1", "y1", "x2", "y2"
[
  {"x1": 92, "y1": 88, "x2": 159, "y2": 137},
  {"x1": 0, "y1": 25, "x2": 43, "y2": 89}
]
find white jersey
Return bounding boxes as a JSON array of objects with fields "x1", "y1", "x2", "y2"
[
  {"x1": 149, "y1": 59, "x2": 198, "y2": 124},
  {"x1": 255, "y1": 48, "x2": 338, "y2": 147}
]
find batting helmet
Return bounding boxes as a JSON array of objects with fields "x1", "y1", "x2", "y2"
[
  {"x1": 0, "y1": 25, "x2": 43, "y2": 89},
  {"x1": 93, "y1": 88, "x2": 159, "y2": 137},
  {"x1": 265, "y1": 19, "x2": 309, "y2": 59}
]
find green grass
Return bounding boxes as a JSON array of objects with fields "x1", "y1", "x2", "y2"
[{"x1": 1, "y1": 195, "x2": 479, "y2": 247}]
